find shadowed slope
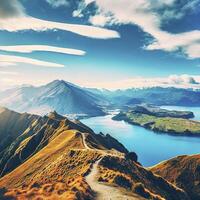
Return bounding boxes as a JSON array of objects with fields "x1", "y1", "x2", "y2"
[
  {"x1": 0, "y1": 107, "x2": 39, "y2": 153},
  {"x1": 150, "y1": 154, "x2": 200, "y2": 200}
]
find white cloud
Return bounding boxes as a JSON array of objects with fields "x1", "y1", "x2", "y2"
[
  {"x1": 183, "y1": 43, "x2": 200, "y2": 59},
  {"x1": 168, "y1": 74, "x2": 198, "y2": 85},
  {"x1": 76, "y1": 0, "x2": 200, "y2": 59},
  {"x1": 84, "y1": 75, "x2": 200, "y2": 90},
  {"x1": 45, "y1": 0, "x2": 69, "y2": 8},
  {"x1": 0, "y1": 16, "x2": 120, "y2": 39},
  {"x1": 0, "y1": 71, "x2": 19, "y2": 75},
  {"x1": 0, "y1": 55, "x2": 64, "y2": 68},
  {"x1": 0, "y1": 62, "x2": 17, "y2": 67},
  {"x1": 0, "y1": 45, "x2": 86, "y2": 56},
  {"x1": 0, "y1": 0, "x2": 119, "y2": 39},
  {"x1": 89, "y1": 15, "x2": 111, "y2": 27}
]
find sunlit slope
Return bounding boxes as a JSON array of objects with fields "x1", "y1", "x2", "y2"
[
  {"x1": 0, "y1": 107, "x2": 191, "y2": 200},
  {"x1": 151, "y1": 154, "x2": 200, "y2": 200},
  {"x1": 0, "y1": 129, "x2": 101, "y2": 199},
  {"x1": 0, "y1": 109, "x2": 95, "y2": 177}
]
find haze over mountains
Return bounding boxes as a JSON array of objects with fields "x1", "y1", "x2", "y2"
[{"x1": 1, "y1": 80, "x2": 200, "y2": 117}]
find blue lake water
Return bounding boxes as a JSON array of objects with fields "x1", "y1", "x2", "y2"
[{"x1": 81, "y1": 107, "x2": 200, "y2": 167}]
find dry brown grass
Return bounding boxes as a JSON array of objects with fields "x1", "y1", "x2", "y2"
[
  {"x1": 0, "y1": 130, "x2": 102, "y2": 200},
  {"x1": 97, "y1": 156, "x2": 189, "y2": 200},
  {"x1": 151, "y1": 154, "x2": 200, "y2": 200}
]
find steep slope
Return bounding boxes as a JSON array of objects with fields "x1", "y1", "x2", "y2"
[
  {"x1": 0, "y1": 108, "x2": 97, "y2": 177},
  {"x1": 150, "y1": 154, "x2": 200, "y2": 200},
  {"x1": 0, "y1": 107, "x2": 39, "y2": 153},
  {"x1": 0, "y1": 108, "x2": 190, "y2": 200},
  {"x1": 0, "y1": 80, "x2": 106, "y2": 117}
]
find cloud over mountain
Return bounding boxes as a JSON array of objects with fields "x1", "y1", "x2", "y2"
[{"x1": 86, "y1": 74, "x2": 200, "y2": 90}]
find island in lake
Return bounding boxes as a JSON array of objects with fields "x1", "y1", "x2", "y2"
[{"x1": 113, "y1": 105, "x2": 200, "y2": 136}]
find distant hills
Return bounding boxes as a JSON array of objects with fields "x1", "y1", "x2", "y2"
[
  {"x1": 96, "y1": 87, "x2": 200, "y2": 107},
  {"x1": 0, "y1": 107, "x2": 190, "y2": 200},
  {"x1": 1, "y1": 80, "x2": 200, "y2": 117}
]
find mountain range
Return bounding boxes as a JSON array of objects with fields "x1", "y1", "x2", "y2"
[
  {"x1": 0, "y1": 80, "x2": 107, "y2": 117},
  {"x1": 0, "y1": 107, "x2": 195, "y2": 200},
  {"x1": 0, "y1": 80, "x2": 200, "y2": 117}
]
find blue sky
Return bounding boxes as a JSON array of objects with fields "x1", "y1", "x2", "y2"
[{"x1": 0, "y1": 0, "x2": 200, "y2": 89}]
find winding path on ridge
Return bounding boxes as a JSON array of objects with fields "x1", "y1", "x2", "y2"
[
  {"x1": 85, "y1": 159, "x2": 142, "y2": 200},
  {"x1": 81, "y1": 132, "x2": 91, "y2": 150},
  {"x1": 81, "y1": 132, "x2": 143, "y2": 200}
]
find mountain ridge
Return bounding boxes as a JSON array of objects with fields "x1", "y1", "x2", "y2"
[
  {"x1": 0, "y1": 80, "x2": 107, "y2": 117},
  {"x1": 0, "y1": 107, "x2": 191, "y2": 200},
  {"x1": 1, "y1": 81, "x2": 200, "y2": 118}
]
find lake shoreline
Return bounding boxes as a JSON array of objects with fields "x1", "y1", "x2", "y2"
[
  {"x1": 113, "y1": 116, "x2": 200, "y2": 138},
  {"x1": 81, "y1": 110, "x2": 200, "y2": 167}
]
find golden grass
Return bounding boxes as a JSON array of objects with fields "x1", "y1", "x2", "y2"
[
  {"x1": 0, "y1": 130, "x2": 102, "y2": 200},
  {"x1": 97, "y1": 156, "x2": 188, "y2": 200},
  {"x1": 151, "y1": 154, "x2": 200, "y2": 200}
]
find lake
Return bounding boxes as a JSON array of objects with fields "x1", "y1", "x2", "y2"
[{"x1": 81, "y1": 107, "x2": 200, "y2": 167}]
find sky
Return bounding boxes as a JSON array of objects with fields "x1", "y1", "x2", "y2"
[{"x1": 0, "y1": 0, "x2": 200, "y2": 90}]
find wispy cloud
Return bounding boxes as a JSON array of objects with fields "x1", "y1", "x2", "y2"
[
  {"x1": 183, "y1": 44, "x2": 200, "y2": 59},
  {"x1": 0, "y1": 62, "x2": 17, "y2": 67},
  {"x1": 0, "y1": 17, "x2": 120, "y2": 39},
  {"x1": 0, "y1": 0, "x2": 119, "y2": 39},
  {"x1": 0, "y1": 71, "x2": 19, "y2": 75},
  {"x1": 0, "y1": 55, "x2": 64, "y2": 68},
  {"x1": 84, "y1": 75, "x2": 200, "y2": 90},
  {"x1": 0, "y1": 45, "x2": 86, "y2": 56},
  {"x1": 45, "y1": 0, "x2": 69, "y2": 8},
  {"x1": 75, "y1": 0, "x2": 200, "y2": 59}
]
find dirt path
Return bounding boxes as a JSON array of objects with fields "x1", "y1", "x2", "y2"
[
  {"x1": 85, "y1": 159, "x2": 141, "y2": 200},
  {"x1": 81, "y1": 132, "x2": 91, "y2": 150},
  {"x1": 82, "y1": 132, "x2": 142, "y2": 199}
]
